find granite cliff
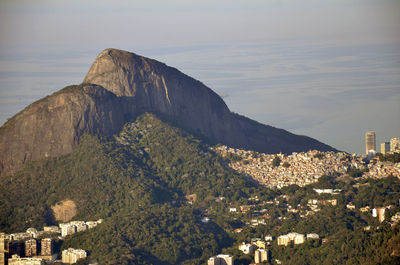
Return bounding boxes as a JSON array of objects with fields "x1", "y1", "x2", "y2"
[{"x1": 0, "y1": 48, "x2": 335, "y2": 176}]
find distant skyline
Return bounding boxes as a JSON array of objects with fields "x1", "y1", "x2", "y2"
[{"x1": 0, "y1": 0, "x2": 399, "y2": 154}]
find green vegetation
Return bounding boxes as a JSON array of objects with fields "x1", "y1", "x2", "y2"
[
  {"x1": 379, "y1": 152, "x2": 400, "y2": 163},
  {"x1": 270, "y1": 224, "x2": 400, "y2": 265},
  {"x1": 225, "y1": 152, "x2": 243, "y2": 162},
  {"x1": 0, "y1": 113, "x2": 258, "y2": 264},
  {"x1": 272, "y1": 156, "x2": 281, "y2": 167},
  {"x1": 221, "y1": 175, "x2": 400, "y2": 265},
  {"x1": 313, "y1": 153, "x2": 324, "y2": 159},
  {"x1": 1, "y1": 113, "x2": 399, "y2": 264}
]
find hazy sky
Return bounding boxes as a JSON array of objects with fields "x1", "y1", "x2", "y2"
[{"x1": 0, "y1": 0, "x2": 399, "y2": 154}]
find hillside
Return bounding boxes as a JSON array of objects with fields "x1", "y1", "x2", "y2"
[
  {"x1": 0, "y1": 48, "x2": 335, "y2": 176},
  {"x1": 0, "y1": 113, "x2": 259, "y2": 264},
  {"x1": 1, "y1": 113, "x2": 399, "y2": 264}
]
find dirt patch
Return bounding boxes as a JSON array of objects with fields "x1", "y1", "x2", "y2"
[{"x1": 51, "y1": 200, "x2": 77, "y2": 222}]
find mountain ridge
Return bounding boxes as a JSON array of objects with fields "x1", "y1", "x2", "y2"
[{"x1": 0, "y1": 48, "x2": 336, "y2": 176}]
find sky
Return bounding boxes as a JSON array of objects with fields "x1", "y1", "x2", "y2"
[{"x1": 0, "y1": 0, "x2": 399, "y2": 154}]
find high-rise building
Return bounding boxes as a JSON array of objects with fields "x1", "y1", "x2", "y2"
[
  {"x1": 390, "y1": 138, "x2": 400, "y2": 152},
  {"x1": 0, "y1": 253, "x2": 5, "y2": 265},
  {"x1": 62, "y1": 248, "x2": 87, "y2": 264},
  {"x1": 365, "y1": 131, "x2": 376, "y2": 154},
  {"x1": 25, "y1": 239, "x2": 37, "y2": 257},
  {"x1": 40, "y1": 238, "x2": 52, "y2": 256},
  {"x1": 60, "y1": 224, "x2": 76, "y2": 237},
  {"x1": 0, "y1": 233, "x2": 7, "y2": 252},
  {"x1": 254, "y1": 249, "x2": 268, "y2": 263},
  {"x1": 381, "y1": 142, "x2": 390, "y2": 154},
  {"x1": 0, "y1": 233, "x2": 9, "y2": 265},
  {"x1": 9, "y1": 241, "x2": 24, "y2": 258},
  {"x1": 378, "y1": 208, "x2": 386, "y2": 223}
]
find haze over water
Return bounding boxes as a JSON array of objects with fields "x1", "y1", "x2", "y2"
[{"x1": 0, "y1": 0, "x2": 399, "y2": 154}]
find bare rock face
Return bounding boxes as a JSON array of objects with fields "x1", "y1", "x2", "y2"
[
  {"x1": 83, "y1": 48, "x2": 235, "y2": 144},
  {"x1": 83, "y1": 48, "x2": 334, "y2": 153},
  {"x1": 0, "y1": 84, "x2": 125, "y2": 176},
  {"x1": 0, "y1": 48, "x2": 335, "y2": 176}
]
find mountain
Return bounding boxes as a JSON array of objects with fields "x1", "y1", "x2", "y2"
[
  {"x1": 0, "y1": 48, "x2": 335, "y2": 176},
  {"x1": 0, "y1": 113, "x2": 257, "y2": 264},
  {"x1": 1, "y1": 113, "x2": 399, "y2": 265}
]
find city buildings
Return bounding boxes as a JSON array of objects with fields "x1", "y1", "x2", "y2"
[
  {"x1": 43, "y1": 227, "x2": 59, "y2": 234},
  {"x1": 24, "y1": 239, "x2": 37, "y2": 257},
  {"x1": 365, "y1": 131, "x2": 376, "y2": 155},
  {"x1": 372, "y1": 207, "x2": 386, "y2": 223},
  {"x1": 60, "y1": 219, "x2": 102, "y2": 237},
  {"x1": 7, "y1": 255, "x2": 44, "y2": 265},
  {"x1": 0, "y1": 219, "x2": 97, "y2": 265},
  {"x1": 277, "y1": 235, "x2": 290, "y2": 246},
  {"x1": 277, "y1": 233, "x2": 305, "y2": 246},
  {"x1": 214, "y1": 145, "x2": 399, "y2": 189},
  {"x1": 391, "y1": 138, "x2": 400, "y2": 152},
  {"x1": 381, "y1": 142, "x2": 390, "y2": 154},
  {"x1": 62, "y1": 248, "x2": 87, "y2": 264},
  {"x1": 40, "y1": 238, "x2": 52, "y2": 256},
  {"x1": 0, "y1": 233, "x2": 9, "y2": 265},
  {"x1": 254, "y1": 249, "x2": 268, "y2": 264},
  {"x1": 238, "y1": 243, "x2": 255, "y2": 254}
]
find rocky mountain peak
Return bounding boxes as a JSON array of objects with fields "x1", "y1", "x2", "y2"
[
  {"x1": 0, "y1": 49, "x2": 336, "y2": 176},
  {"x1": 84, "y1": 48, "x2": 160, "y2": 97}
]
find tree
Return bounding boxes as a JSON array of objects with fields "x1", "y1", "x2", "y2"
[{"x1": 272, "y1": 156, "x2": 281, "y2": 167}]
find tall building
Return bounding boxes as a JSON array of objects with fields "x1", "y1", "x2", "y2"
[
  {"x1": 391, "y1": 138, "x2": 400, "y2": 152},
  {"x1": 40, "y1": 238, "x2": 52, "y2": 256},
  {"x1": 381, "y1": 142, "x2": 390, "y2": 154},
  {"x1": 365, "y1": 131, "x2": 376, "y2": 155},
  {"x1": 0, "y1": 252, "x2": 4, "y2": 265},
  {"x1": 254, "y1": 249, "x2": 268, "y2": 263},
  {"x1": 378, "y1": 208, "x2": 386, "y2": 223},
  {"x1": 9, "y1": 241, "x2": 24, "y2": 258},
  {"x1": 372, "y1": 207, "x2": 386, "y2": 223},
  {"x1": 60, "y1": 224, "x2": 76, "y2": 237},
  {"x1": 62, "y1": 248, "x2": 87, "y2": 264},
  {"x1": 25, "y1": 239, "x2": 37, "y2": 257},
  {"x1": 0, "y1": 233, "x2": 9, "y2": 265}
]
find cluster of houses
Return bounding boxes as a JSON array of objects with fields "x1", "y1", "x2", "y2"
[
  {"x1": 277, "y1": 232, "x2": 319, "y2": 246},
  {"x1": 234, "y1": 232, "x2": 319, "y2": 264},
  {"x1": 362, "y1": 158, "x2": 400, "y2": 179},
  {"x1": 59, "y1": 219, "x2": 103, "y2": 237},
  {"x1": 0, "y1": 219, "x2": 102, "y2": 265},
  {"x1": 213, "y1": 146, "x2": 400, "y2": 189},
  {"x1": 236, "y1": 238, "x2": 271, "y2": 264},
  {"x1": 6, "y1": 247, "x2": 86, "y2": 265}
]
